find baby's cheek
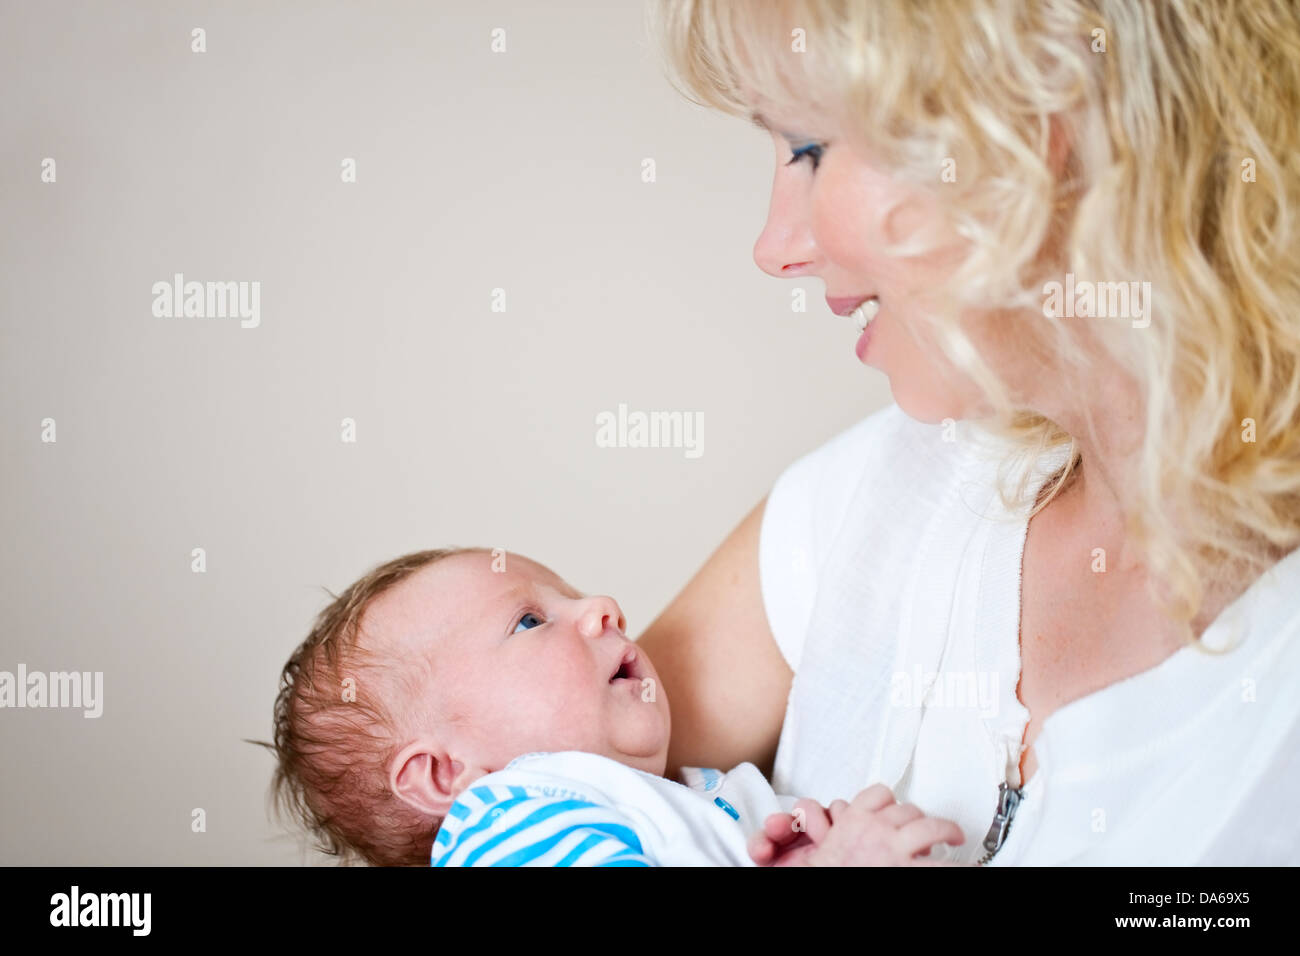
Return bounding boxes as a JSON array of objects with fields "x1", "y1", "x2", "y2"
[{"x1": 514, "y1": 661, "x2": 589, "y2": 722}]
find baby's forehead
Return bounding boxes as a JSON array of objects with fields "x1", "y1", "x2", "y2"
[{"x1": 360, "y1": 552, "x2": 577, "y2": 650}]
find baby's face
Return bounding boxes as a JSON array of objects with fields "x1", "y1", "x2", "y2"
[{"x1": 369, "y1": 551, "x2": 670, "y2": 781}]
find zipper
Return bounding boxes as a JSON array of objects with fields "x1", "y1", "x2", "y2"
[
  {"x1": 975, "y1": 734, "x2": 1026, "y2": 866},
  {"x1": 974, "y1": 780, "x2": 1023, "y2": 865}
]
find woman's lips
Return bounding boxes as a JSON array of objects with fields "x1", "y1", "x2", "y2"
[
  {"x1": 826, "y1": 296, "x2": 880, "y2": 362},
  {"x1": 855, "y1": 321, "x2": 875, "y2": 362},
  {"x1": 831, "y1": 297, "x2": 879, "y2": 363},
  {"x1": 826, "y1": 295, "x2": 873, "y2": 316}
]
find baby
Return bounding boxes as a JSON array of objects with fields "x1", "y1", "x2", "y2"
[{"x1": 263, "y1": 546, "x2": 965, "y2": 866}]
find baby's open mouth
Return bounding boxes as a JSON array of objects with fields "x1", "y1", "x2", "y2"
[{"x1": 609, "y1": 647, "x2": 641, "y2": 683}]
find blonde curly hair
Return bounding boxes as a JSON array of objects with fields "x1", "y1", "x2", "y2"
[{"x1": 649, "y1": 0, "x2": 1300, "y2": 640}]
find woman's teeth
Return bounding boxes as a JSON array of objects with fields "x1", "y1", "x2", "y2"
[{"x1": 851, "y1": 298, "x2": 880, "y2": 332}]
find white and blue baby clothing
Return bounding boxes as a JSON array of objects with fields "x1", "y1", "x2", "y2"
[{"x1": 429, "y1": 750, "x2": 796, "y2": 866}]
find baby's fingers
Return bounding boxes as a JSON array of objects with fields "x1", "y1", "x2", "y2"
[
  {"x1": 827, "y1": 799, "x2": 851, "y2": 824},
  {"x1": 747, "y1": 827, "x2": 779, "y2": 866},
  {"x1": 898, "y1": 817, "x2": 965, "y2": 859},
  {"x1": 912, "y1": 858, "x2": 976, "y2": 867},
  {"x1": 787, "y1": 798, "x2": 833, "y2": 843},
  {"x1": 762, "y1": 811, "x2": 803, "y2": 846}
]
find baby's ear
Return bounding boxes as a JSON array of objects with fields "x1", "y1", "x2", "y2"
[{"x1": 389, "y1": 743, "x2": 468, "y2": 818}]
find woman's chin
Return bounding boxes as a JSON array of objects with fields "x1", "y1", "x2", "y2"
[
  {"x1": 890, "y1": 385, "x2": 960, "y2": 425},
  {"x1": 884, "y1": 369, "x2": 984, "y2": 425}
]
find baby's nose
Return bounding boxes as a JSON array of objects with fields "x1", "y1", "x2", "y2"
[{"x1": 579, "y1": 598, "x2": 625, "y2": 638}]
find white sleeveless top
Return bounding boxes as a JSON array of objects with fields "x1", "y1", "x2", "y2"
[{"x1": 759, "y1": 403, "x2": 1300, "y2": 864}]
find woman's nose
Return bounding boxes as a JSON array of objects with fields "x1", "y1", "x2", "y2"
[
  {"x1": 577, "y1": 596, "x2": 625, "y2": 639},
  {"x1": 752, "y1": 177, "x2": 817, "y2": 278}
]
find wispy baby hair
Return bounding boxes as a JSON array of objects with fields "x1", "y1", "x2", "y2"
[{"x1": 251, "y1": 546, "x2": 486, "y2": 866}]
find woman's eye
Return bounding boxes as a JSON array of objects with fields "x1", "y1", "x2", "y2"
[
  {"x1": 786, "y1": 143, "x2": 824, "y2": 171},
  {"x1": 513, "y1": 612, "x2": 544, "y2": 634}
]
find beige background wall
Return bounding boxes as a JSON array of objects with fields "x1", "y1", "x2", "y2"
[{"x1": 0, "y1": 0, "x2": 890, "y2": 864}]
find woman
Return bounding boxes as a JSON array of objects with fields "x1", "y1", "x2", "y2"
[{"x1": 637, "y1": 0, "x2": 1300, "y2": 864}]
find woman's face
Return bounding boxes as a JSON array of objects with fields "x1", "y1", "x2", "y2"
[{"x1": 751, "y1": 112, "x2": 1031, "y2": 423}]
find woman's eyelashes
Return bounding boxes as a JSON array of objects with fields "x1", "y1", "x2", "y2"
[
  {"x1": 786, "y1": 142, "x2": 825, "y2": 171},
  {"x1": 512, "y1": 610, "x2": 545, "y2": 634}
]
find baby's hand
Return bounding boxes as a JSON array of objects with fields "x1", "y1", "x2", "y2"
[
  {"x1": 748, "y1": 798, "x2": 833, "y2": 867},
  {"x1": 805, "y1": 783, "x2": 966, "y2": 866}
]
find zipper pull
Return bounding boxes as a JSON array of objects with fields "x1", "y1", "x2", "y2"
[{"x1": 979, "y1": 781, "x2": 1023, "y2": 858}]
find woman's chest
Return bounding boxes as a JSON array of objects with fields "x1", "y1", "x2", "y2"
[{"x1": 1016, "y1": 510, "x2": 1186, "y2": 774}]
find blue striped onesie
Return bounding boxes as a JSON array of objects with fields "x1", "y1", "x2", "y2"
[{"x1": 430, "y1": 750, "x2": 795, "y2": 866}]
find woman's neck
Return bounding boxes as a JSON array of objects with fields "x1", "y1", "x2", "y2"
[{"x1": 1041, "y1": 398, "x2": 1283, "y2": 639}]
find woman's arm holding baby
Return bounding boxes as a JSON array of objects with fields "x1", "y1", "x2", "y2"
[{"x1": 636, "y1": 495, "x2": 793, "y2": 781}]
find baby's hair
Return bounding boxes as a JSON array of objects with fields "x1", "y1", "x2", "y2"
[{"x1": 247, "y1": 546, "x2": 489, "y2": 866}]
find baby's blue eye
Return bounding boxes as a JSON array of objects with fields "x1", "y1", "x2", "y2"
[
  {"x1": 786, "y1": 143, "x2": 824, "y2": 171},
  {"x1": 513, "y1": 612, "x2": 544, "y2": 634}
]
